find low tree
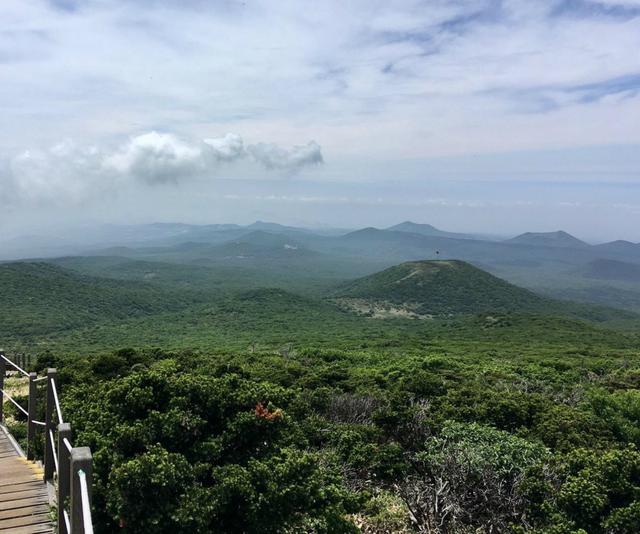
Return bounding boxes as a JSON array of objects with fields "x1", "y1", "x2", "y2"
[{"x1": 396, "y1": 421, "x2": 549, "y2": 533}]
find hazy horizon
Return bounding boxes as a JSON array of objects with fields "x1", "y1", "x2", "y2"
[
  {"x1": 2, "y1": 210, "x2": 638, "y2": 248},
  {"x1": 2, "y1": 1, "x2": 639, "y2": 242}
]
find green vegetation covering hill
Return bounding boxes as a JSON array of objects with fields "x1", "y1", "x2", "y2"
[
  {"x1": 3, "y1": 258, "x2": 634, "y2": 353},
  {"x1": 17, "y1": 222, "x2": 640, "y2": 316},
  {"x1": 332, "y1": 260, "x2": 633, "y2": 322},
  {"x1": 0, "y1": 262, "x2": 204, "y2": 338},
  {"x1": 18, "y1": 317, "x2": 640, "y2": 533},
  {"x1": 334, "y1": 260, "x2": 547, "y2": 315},
  {"x1": 4, "y1": 234, "x2": 640, "y2": 533}
]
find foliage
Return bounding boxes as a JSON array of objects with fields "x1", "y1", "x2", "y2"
[
  {"x1": 396, "y1": 421, "x2": 549, "y2": 532},
  {"x1": 522, "y1": 447, "x2": 640, "y2": 533},
  {"x1": 42, "y1": 333, "x2": 640, "y2": 533},
  {"x1": 62, "y1": 364, "x2": 358, "y2": 533},
  {"x1": 3, "y1": 254, "x2": 640, "y2": 532}
]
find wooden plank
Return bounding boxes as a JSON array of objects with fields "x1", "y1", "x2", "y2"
[
  {"x1": 0, "y1": 432, "x2": 53, "y2": 533},
  {"x1": 0, "y1": 484, "x2": 42, "y2": 489},
  {"x1": 0, "y1": 504, "x2": 45, "y2": 521},
  {"x1": 0, "y1": 484, "x2": 42, "y2": 497},
  {"x1": 0, "y1": 461, "x2": 43, "y2": 477},
  {"x1": 0, "y1": 476, "x2": 40, "y2": 488},
  {"x1": 0, "y1": 512, "x2": 51, "y2": 530},
  {"x1": 0, "y1": 497, "x2": 49, "y2": 514},
  {"x1": 0, "y1": 505, "x2": 49, "y2": 521},
  {"x1": 0, "y1": 474, "x2": 40, "y2": 484},
  {"x1": 0, "y1": 526, "x2": 53, "y2": 534},
  {"x1": 0, "y1": 482, "x2": 41, "y2": 493},
  {"x1": 0, "y1": 501, "x2": 48, "y2": 517},
  {"x1": 0, "y1": 490, "x2": 45, "y2": 502},
  {"x1": 0, "y1": 430, "x2": 53, "y2": 534},
  {"x1": 0, "y1": 487, "x2": 48, "y2": 499}
]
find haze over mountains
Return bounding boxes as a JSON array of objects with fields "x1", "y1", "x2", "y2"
[{"x1": 3, "y1": 220, "x2": 640, "y2": 314}]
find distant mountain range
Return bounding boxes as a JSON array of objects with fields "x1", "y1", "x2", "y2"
[
  {"x1": 4, "y1": 220, "x2": 640, "y2": 313},
  {"x1": 6, "y1": 221, "x2": 640, "y2": 272},
  {"x1": 3, "y1": 220, "x2": 639, "y2": 257}
]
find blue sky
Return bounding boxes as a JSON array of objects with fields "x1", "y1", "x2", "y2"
[{"x1": 0, "y1": 0, "x2": 639, "y2": 241}]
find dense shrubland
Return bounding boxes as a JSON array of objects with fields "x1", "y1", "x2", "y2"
[
  {"x1": 30, "y1": 337, "x2": 640, "y2": 534},
  {"x1": 5, "y1": 258, "x2": 640, "y2": 532}
]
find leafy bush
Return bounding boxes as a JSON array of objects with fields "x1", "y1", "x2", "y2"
[
  {"x1": 523, "y1": 447, "x2": 640, "y2": 533},
  {"x1": 396, "y1": 421, "x2": 549, "y2": 532},
  {"x1": 63, "y1": 363, "x2": 358, "y2": 533}
]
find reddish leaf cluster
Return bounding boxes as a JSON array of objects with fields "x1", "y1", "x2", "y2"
[{"x1": 254, "y1": 402, "x2": 283, "y2": 421}]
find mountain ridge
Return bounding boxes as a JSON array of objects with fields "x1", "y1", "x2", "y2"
[
  {"x1": 506, "y1": 230, "x2": 589, "y2": 248},
  {"x1": 333, "y1": 259, "x2": 635, "y2": 321},
  {"x1": 387, "y1": 221, "x2": 478, "y2": 240}
]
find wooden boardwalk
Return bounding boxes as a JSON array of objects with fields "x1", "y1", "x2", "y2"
[{"x1": 0, "y1": 428, "x2": 53, "y2": 534}]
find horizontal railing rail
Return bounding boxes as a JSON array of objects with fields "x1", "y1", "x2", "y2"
[{"x1": 0, "y1": 349, "x2": 94, "y2": 534}]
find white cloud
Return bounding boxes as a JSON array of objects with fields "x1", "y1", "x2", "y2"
[
  {"x1": 246, "y1": 141, "x2": 323, "y2": 171},
  {"x1": 203, "y1": 133, "x2": 245, "y2": 162},
  {"x1": 1, "y1": 0, "x2": 639, "y2": 239},
  {"x1": 1, "y1": 0, "x2": 639, "y2": 162},
  {"x1": 105, "y1": 132, "x2": 206, "y2": 185},
  {"x1": 3, "y1": 132, "x2": 323, "y2": 204},
  {"x1": 8, "y1": 140, "x2": 108, "y2": 204}
]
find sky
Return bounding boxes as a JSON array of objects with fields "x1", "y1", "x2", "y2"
[{"x1": 1, "y1": 0, "x2": 639, "y2": 242}]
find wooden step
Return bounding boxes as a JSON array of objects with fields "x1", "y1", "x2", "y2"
[{"x1": 0, "y1": 431, "x2": 53, "y2": 533}]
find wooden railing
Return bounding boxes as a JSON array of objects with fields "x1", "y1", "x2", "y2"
[{"x1": 0, "y1": 350, "x2": 94, "y2": 534}]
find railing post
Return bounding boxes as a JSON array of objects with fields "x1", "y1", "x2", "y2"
[
  {"x1": 71, "y1": 447, "x2": 93, "y2": 534},
  {"x1": 58, "y1": 423, "x2": 72, "y2": 534},
  {"x1": 0, "y1": 350, "x2": 5, "y2": 424},
  {"x1": 44, "y1": 368, "x2": 57, "y2": 481},
  {"x1": 27, "y1": 372, "x2": 37, "y2": 460}
]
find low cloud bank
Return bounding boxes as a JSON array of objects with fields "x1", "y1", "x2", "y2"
[{"x1": 3, "y1": 132, "x2": 323, "y2": 204}]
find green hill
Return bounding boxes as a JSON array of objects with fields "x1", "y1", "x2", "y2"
[
  {"x1": 333, "y1": 260, "x2": 550, "y2": 316},
  {"x1": 332, "y1": 259, "x2": 635, "y2": 321},
  {"x1": 0, "y1": 262, "x2": 202, "y2": 338}
]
